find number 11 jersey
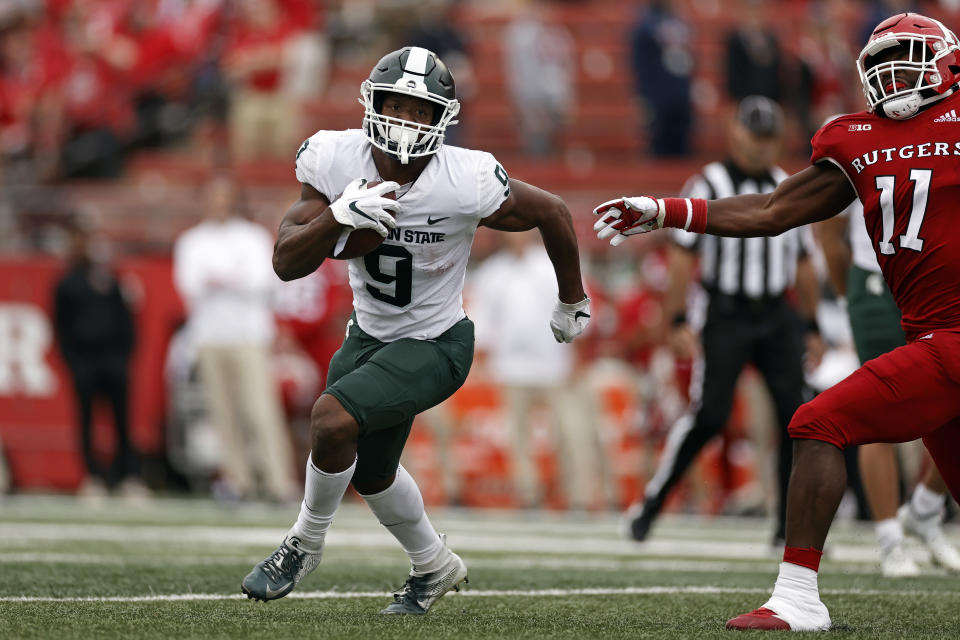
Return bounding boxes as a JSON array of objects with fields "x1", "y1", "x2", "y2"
[
  {"x1": 295, "y1": 129, "x2": 510, "y2": 342},
  {"x1": 811, "y1": 91, "x2": 960, "y2": 339}
]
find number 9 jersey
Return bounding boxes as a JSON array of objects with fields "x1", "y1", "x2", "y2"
[
  {"x1": 295, "y1": 129, "x2": 511, "y2": 341},
  {"x1": 810, "y1": 91, "x2": 960, "y2": 340}
]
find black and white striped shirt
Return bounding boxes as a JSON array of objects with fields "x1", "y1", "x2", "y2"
[{"x1": 672, "y1": 160, "x2": 815, "y2": 299}]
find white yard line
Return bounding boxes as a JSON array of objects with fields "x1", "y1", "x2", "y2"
[
  {"x1": 3, "y1": 585, "x2": 959, "y2": 604},
  {"x1": 0, "y1": 552, "x2": 891, "y2": 575},
  {"x1": 0, "y1": 496, "x2": 907, "y2": 543},
  {"x1": 0, "y1": 522, "x2": 886, "y2": 563}
]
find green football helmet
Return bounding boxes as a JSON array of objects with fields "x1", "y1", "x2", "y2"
[{"x1": 360, "y1": 46, "x2": 460, "y2": 164}]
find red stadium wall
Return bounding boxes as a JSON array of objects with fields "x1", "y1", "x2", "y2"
[
  {"x1": 0, "y1": 256, "x2": 183, "y2": 490},
  {"x1": 0, "y1": 256, "x2": 758, "y2": 508}
]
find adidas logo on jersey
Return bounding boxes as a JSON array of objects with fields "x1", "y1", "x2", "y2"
[{"x1": 933, "y1": 109, "x2": 959, "y2": 122}]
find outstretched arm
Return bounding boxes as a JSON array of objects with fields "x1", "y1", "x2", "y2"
[
  {"x1": 481, "y1": 179, "x2": 587, "y2": 303},
  {"x1": 480, "y1": 179, "x2": 590, "y2": 342},
  {"x1": 595, "y1": 163, "x2": 857, "y2": 243},
  {"x1": 705, "y1": 164, "x2": 856, "y2": 237}
]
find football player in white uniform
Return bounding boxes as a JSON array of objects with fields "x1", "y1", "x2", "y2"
[{"x1": 242, "y1": 46, "x2": 591, "y2": 614}]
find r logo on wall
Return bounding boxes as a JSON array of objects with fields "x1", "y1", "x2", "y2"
[{"x1": 0, "y1": 303, "x2": 57, "y2": 397}]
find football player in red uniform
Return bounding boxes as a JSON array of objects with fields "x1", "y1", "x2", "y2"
[{"x1": 593, "y1": 13, "x2": 960, "y2": 632}]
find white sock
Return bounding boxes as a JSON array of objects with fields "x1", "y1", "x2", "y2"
[
  {"x1": 911, "y1": 482, "x2": 945, "y2": 519},
  {"x1": 763, "y1": 562, "x2": 830, "y2": 631},
  {"x1": 770, "y1": 561, "x2": 820, "y2": 602},
  {"x1": 875, "y1": 517, "x2": 905, "y2": 553},
  {"x1": 362, "y1": 465, "x2": 445, "y2": 573},
  {"x1": 289, "y1": 456, "x2": 356, "y2": 552}
]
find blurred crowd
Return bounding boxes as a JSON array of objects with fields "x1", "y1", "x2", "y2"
[
  {"x1": 0, "y1": 0, "x2": 328, "y2": 184},
  {"x1": 7, "y1": 0, "x2": 956, "y2": 186},
  {"x1": 1, "y1": 0, "x2": 958, "y2": 522}
]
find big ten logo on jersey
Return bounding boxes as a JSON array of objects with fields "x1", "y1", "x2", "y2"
[
  {"x1": 0, "y1": 303, "x2": 57, "y2": 397},
  {"x1": 849, "y1": 124, "x2": 873, "y2": 131},
  {"x1": 385, "y1": 227, "x2": 446, "y2": 245}
]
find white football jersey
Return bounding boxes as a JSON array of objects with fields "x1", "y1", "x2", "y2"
[{"x1": 295, "y1": 129, "x2": 510, "y2": 341}]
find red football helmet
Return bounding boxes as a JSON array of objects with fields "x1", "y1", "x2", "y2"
[{"x1": 857, "y1": 13, "x2": 960, "y2": 119}]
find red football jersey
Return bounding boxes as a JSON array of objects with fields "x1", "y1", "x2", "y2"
[{"x1": 811, "y1": 91, "x2": 960, "y2": 339}]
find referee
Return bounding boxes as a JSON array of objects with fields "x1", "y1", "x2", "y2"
[{"x1": 625, "y1": 96, "x2": 823, "y2": 545}]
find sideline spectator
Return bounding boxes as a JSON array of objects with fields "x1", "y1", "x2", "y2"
[
  {"x1": 53, "y1": 225, "x2": 145, "y2": 498},
  {"x1": 793, "y1": 2, "x2": 859, "y2": 140},
  {"x1": 54, "y1": 2, "x2": 138, "y2": 179},
  {"x1": 0, "y1": 10, "x2": 66, "y2": 180},
  {"x1": 629, "y1": 0, "x2": 694, "y2": 157},
  {"x1": 282, "y1": 3, "x2": 331, "y2": 104},
  {"x1": 724, "y1": 0, "x2": 783, "y2": 103},
  {"x1": 400, "y1": 1, "x2": 473, "y2": 147},
  {"x1": 470, "y1": 231, "x2": 610, "y2": 510},
  {"x1": 223, "y1": 0, "x2": 301, "y2": 160},
  {"x1": 173, "y1": 173, "x2": 296, "y2": 502},
  {"x1": 502, "y1": 3, "x2": 576, "y2": 156}
]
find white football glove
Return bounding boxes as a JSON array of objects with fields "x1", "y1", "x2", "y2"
[
  {"x1": 550, "y1": 297, "x2": 591, "y2": 343},
  {"x1": 329, "y1": 178, "x2": 401, "y2": 238},
  {"x1": 592, "y1": 196, "x2": 664, "y2": 246}
]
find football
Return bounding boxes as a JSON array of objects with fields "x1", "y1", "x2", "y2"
[{"x1": 329, "y1": 181, "x2": 397, "y2": 260}]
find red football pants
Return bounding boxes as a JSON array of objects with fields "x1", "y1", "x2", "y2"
[{"x1": 788, "y1": 330, "x2": 960, "y2": 501}]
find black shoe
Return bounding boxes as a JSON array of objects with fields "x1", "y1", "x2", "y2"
[{"x1": 622, "y1": 501, "x2": 655, "y2": 542}]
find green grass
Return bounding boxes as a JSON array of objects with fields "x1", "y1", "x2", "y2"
[{"x1": 1, "y1": 496, "x2": 959, "y2": 639}]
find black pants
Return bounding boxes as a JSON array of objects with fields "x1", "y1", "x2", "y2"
[
  {"x1": 644, "y1": 295, "x2": 806, "y2": 538},
  {"x1": 69, "y1": 355, "x2": 139, "y2": 486}
]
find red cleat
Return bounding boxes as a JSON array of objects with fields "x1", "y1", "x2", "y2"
[{"x1": 726, "y1": 607, "x2": 791, "y2": 631}]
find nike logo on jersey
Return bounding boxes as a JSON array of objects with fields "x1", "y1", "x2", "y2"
[
  {"x1": 920, "y1": 333, "x2": 934, "y2": 340},
  {"x1": 427, "y1": 216, "x2": 450, "y2": 225},
  {"x1": 349, "y1": 201, "x2": 376, "y2": 223},
  {"x1": 574, "y1": 311, "x2": 591, "y2": 321},
  {"x1": 933, "y1": 109, "x2": 959, "y2": 122}
]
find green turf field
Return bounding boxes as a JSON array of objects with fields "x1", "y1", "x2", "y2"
[{"x1": 1, "y1": 495, "x2": 958, "y2": 639}]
